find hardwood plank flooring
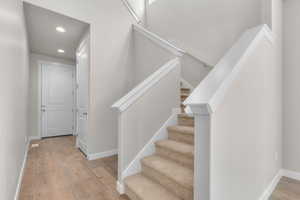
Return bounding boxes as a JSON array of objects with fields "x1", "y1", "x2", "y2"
[
  {"x1": 19, "y1": 136, "x2": 129, "y2": 200},
  {"x1": 270, "y1": 177, "x2": 300, "y2": 200},
  {"x1": 19, "y1": 135, "x2": 300, "y2": 200}
]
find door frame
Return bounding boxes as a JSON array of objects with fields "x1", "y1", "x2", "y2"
[
  {"x1": 38, "y1": 61, "x2": 76, "y2": 138},
  {"x1": 75, "y1": 31, "x2": 91, "y2": 154}
]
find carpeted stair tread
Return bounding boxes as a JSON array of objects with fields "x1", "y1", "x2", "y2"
[
  {"x1": 167, "y1": 125, "x2": 194, "y2": 135},
  {"x1": 141, "y1": 155, "x2": 193, "y2": 190},
  {"x1": 178, "y1": 113, "x2": 194, "y2": 119},
  {"x1": 181, "y1": 88, "x2": 191, "y2": 93},
  {"x1": 156, "y1": 140, "x2": 194, "y2": 158},
  {"x1": 124, "y1": 174, "x2": 181, "y2": 200}
]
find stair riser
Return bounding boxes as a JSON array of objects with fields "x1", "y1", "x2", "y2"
[
  {"x1": 142, "y1": 165, "x2": 193, "y2": 200},
  {"x1": 181, "y1": 96, "x2": 188, "y2": 102},
  {"x1": 168, "y1": 131, "x2": 194, "y2": 145},
  {"x1": 181, "y1": 89, "x2": 190, "y2": 93},
  {"x1": 156, "y1": 147, "x2": 194, "y2": 169},
  {"x1": 178, "y1": 118, "x2": 194, "y2": 127},
  {"x1": 125, "y1": 185, "x2": 141, "y2": 200}
]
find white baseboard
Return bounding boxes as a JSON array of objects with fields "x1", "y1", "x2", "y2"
[
  {"x1": 14, "y1": 141, "x2": 30, "y2": 200},
  {"x1": 28, "y1": 136, "x2": 41, "y2": 141},
  {"x1": 258, "y1": 170, "x2": 282, "y2": 200},
  {"x1": 88, "y1": 149, "x2": 118, "y2": 161},
  {"x1": 281, "y1": 169, "x2": 300, "y2": 181}
]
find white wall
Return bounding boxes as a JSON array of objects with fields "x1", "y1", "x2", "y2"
[
  {"x1": 118, "y1": 59, "x2": 180, "y2": 181},
  {"x1": 271, "y1": 0, "x2": 283, "y2": 174},
  {"x1": 210, "y1": 33, "x2": 281, "y2": 200},
  {"x1": 283, "y1": 0, "x2": 300, "y2": 173},
  {"x1": 132, "y1": 29, "x2": 175, "y2": 86},
  {"x1": 23, "y1": 0, "x2": 136, "y2": 155},
  {"x1": 181, "y1": 55, "x2": 211, "y2": 88},
  {"x1": 28, "y1": 53, "x2": 75, "y2": 138},
  {"x1": 0, "y1": 0, "x2": 30, "y2": 199},
  {"x1": 146, "y1": 0, "x2": 262, "y2": 65}
]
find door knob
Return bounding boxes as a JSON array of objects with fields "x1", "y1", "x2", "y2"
[
  {"x1": 41, "y1": 109, "x2": 46, "y2": 112},
  {"x1": 83, "y1": 112, "x2": 88, "y2": 115}
]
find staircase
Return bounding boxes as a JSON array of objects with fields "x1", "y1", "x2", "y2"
[{"x1": 124, "y1": 88, "x2": 195, "y2": 200}]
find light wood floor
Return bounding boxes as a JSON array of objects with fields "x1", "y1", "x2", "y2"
[
  {"x1": 270, "y1": 177, "x2": 300, "y2": 200},
  {"x1": 19, "y1": 136, "x2": 129, "y2": 200},
  {"x1": 19, "y1": 135, "x2": 300, "y2": 200}
]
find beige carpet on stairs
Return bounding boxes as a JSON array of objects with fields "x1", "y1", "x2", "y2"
[{"x1": 124, "y1": 87, "x2": 195, "y2": 200}]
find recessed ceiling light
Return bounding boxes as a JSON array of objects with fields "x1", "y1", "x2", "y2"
[
  {"x1": 57, "y1": 49, "x2": 65, "y2": 53},
  {"x1": 56, "y1": 26, "x2": 66, "y2": 33}
]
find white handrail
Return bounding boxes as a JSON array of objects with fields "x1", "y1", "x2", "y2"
[
  {"x1": 133, "y1": 24, "x2": 212, "y2": 68},
  {"x1": 184, "y1": 24, "x2": 274, "y2": 115},
  {"x1": 133, "y1": 24, "x2": 184, "y2": 56},
  {"x1": 121, "y1": 0, "x2": 142, "y2": 24},
  {"x1": 112, "y1": 58, "x2": 180, "y2": 112}
]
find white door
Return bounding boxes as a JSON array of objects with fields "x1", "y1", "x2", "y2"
[
  {"x1": 76, "y1": 34, "x2": 90, "y2": 153},
  {"x1": 41, "y1": 63, "x2": 75, "y2": 138}
]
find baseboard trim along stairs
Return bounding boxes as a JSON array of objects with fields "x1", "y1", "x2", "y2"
[{"x1": 122, "y1": 87, "x2": 195, "y2": 200}]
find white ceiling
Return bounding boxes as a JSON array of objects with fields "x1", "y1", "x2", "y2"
[{"x1": 24, "y1": 3, "x2": 89, "y2": 60}]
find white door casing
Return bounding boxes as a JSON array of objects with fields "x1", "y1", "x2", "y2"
[
  {"x1": 76, "y1": 33, "x2": 90, "y2": 154},
  {"x1": 41, "y1": 63, "x2": 76, "y2": 138}
]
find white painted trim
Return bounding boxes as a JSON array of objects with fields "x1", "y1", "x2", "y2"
[
  {"x1": 133, "y1": 24, "x2": 212, "y2": 67},
  {"x1": 28, "y1": 136, "x2": 41, "y2": 141},
  {"x1": 14, "y1": 141, "x2": 30, "y2": 200},
  {"x1": 77, "y1": 138, "x2": 88, "y2": 156},
  {"x1": 281, "y1": 169, "x2": 300, "y2": 181},
  {"x1": 133, "y1": 24, "x2": 213, "y2": 67},
  {"x1": 181, "y1": 78, "x2": 194, "y2": 91},
  {"x1": 184, "y1": 24, "x2": 275, "y2": 115},
  {"x1": 117, "y1": 180, "x2": 125, "y2": 194},
  {"x1": 133, "y1": 24, "x2": 184, "y2": 56},
  {"x1": 117, "y1": 111, "x2": 179, "y2": 194},
  {"x1": 87, "y1": 149, "x2": 118, "y2": 161},
  {"x1": 258, "y1": 170, "x2": 282, "y2": 200},
  {"x1": 121, "y1": 0, "x2": 142, "y2": 24},
  {"x1": 112, "y1": 58, "x2": 180, "y2": 112}
]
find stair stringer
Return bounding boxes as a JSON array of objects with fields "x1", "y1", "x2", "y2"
[{"x1": 117, "y1": 108, "x2": 181, "y2": 194}]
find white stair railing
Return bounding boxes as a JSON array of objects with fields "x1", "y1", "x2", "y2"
[
  {"x1": 121, "y1": 0, "x2": 142, "y2": 24},
  {"x1": 184, "y1": 24, "x2": 275, "y2": 200},
  {"x1": 112, "y1": 58, "x2": 181, "y2": 192}
]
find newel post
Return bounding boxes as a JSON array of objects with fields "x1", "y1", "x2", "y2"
[{"x1": 188, "y1": 105, "x2": 211, "y2": 200}]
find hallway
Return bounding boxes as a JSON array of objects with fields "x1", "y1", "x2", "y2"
[
  {"x1": 270, "y1": 177, "x2": 300, "y2": 200},
  {"x1": 19, "y1": 136, "x2": 128, "y2": 200}
]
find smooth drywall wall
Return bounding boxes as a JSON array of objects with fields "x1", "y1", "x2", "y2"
[
  {"x1": 23, "y1": 0, "x2": 136, "y2": 155},
  {"x1": 28, "y1": 53, "x2": 75, "y2": 138},
  {"x1": 0, "y1": 0, "x2": 30, "y2": 199},
  {"x1": 283, "y1": 0, "x2": 300, "y2": 173},
  {"x1": 146, "y1": 0, "x2": 262, "y2": 65},
  {"x1": 132, "y1": 29, "x2": 175, "y2": 86},
  {"x1": 272, "y1": 0, "x2": 283, "y2": 174},
  {"x1": 210, "y1": 35, "x2": 281, "y2": 200},
  {"x1": 120, "y1": 63, "x2": 180, "y2": 177}
]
